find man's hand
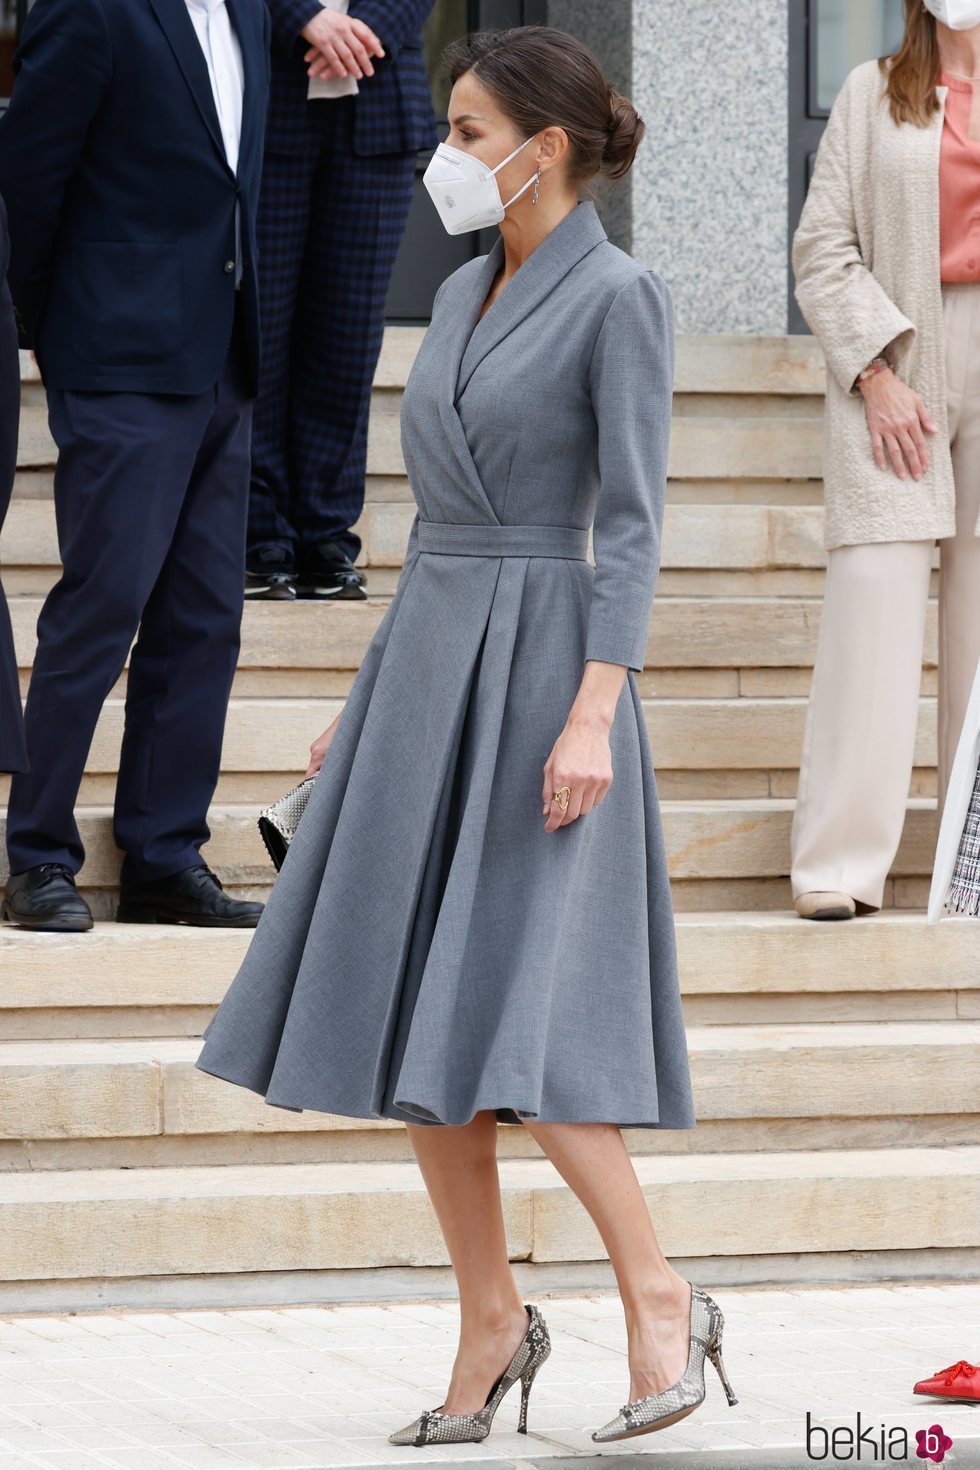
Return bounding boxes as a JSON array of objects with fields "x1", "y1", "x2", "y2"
[
  {"x1": 859, "y1": 366, "x2": 938, "y2": 481},
  {"x1": 301, "y1": 11, "x2": 384, "y2": 80}
]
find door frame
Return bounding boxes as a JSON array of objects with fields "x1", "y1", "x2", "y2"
[
  {"x1": 386, "y1": 0, "x2": 549, "y2": 322},
  {"x1": 787, "y1": 0, "x2": 826, "y2": 335}
]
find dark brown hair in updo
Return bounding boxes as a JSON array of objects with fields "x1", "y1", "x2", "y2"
[{"x1": 441, "y1": 26, "x2": 645, "y2": 185}]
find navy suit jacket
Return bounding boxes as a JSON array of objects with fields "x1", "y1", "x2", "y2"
[
  {"x1": 265, "y1": 0, "x2": 437, "y2": 157},
  {"x1": 0, "y1": 0, "x2": 271, "y2": 396}
]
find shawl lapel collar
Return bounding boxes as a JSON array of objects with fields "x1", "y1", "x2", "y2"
[
  {"x1": 455, "y1": 200, "x2": 608, "y2": 400},
  {"x1": 431, "y1": 243, "x2": 506, "y2": 521},
  {"x1": 431, "y1": 201, "x2": 607, "y2": 525}
]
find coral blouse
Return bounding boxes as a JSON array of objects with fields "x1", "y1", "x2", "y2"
[{"x1": 939, "y1": 69, "x2": 980, "y2": 281}]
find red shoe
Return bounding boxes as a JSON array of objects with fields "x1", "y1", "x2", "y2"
[{"x1": 913, "y1": 1360, "x2": 980, "y2": 1402}]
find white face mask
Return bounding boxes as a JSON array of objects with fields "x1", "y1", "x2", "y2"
[
  {"x1": 923, "y1": 0, "x2": 980, "y2": 29},
  {"x1": 422, "y1": 135, "x2": 539, "y2": 236}
]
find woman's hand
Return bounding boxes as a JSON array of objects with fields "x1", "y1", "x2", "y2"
[
  {"x1": 541, "y1": 711, "x2": 613, "y2": 831},
  {"x1": 301, "y1": 11, "x2": 384, "y2": 80},
  {"x1": 859, "y1": 366, "x2": 937, "y2": 480},
  {"x1": 305, "y1": 712, "x2": 342, "y2": 779}
]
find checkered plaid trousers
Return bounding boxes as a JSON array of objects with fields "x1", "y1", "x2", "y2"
[{"x1": 248, "y1": 64, "x2": 430, "y2": 560}]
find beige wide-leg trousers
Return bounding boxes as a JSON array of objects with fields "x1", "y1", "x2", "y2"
[{"x1": 791, "y1": 280, "x2": 980, "y2": 910}]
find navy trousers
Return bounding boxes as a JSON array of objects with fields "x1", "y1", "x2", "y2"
[
  {"x1": 0, "y1": 275, "x2": 27, "y2": 775},
  {"x1": 6, "y1": 306, "x2": 252, "y2": 886},
  {"x1": 248, "y1": 95, "x2": 418, "y2": 563}
]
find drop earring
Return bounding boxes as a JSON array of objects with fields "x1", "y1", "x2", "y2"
[{"x1": 532, "y1": 170, "x2": 540, "y2": 205}]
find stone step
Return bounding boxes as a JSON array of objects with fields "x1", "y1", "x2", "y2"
[
  {"x1": 670, "y1": 333, "x2": 824, "y2": 395},
  {"x1": 0, "y1": 799, "x2": 939, "y2": 894},
  {"x1": 3, "y1": 499, "x2": 840, "y2": 573},
  {"x1": 2, "y1": 912, "x2": 976, "y2": 1039},
  {"x1": 14, "y1": 390, "x2": 54, "y2": 471},
  {"x1": 17, "y1": 870, "x2": 897, "y2": 918},
  {"x1": 1, "y1": 1146, "x2": 975, "y2": 1286},
  {"x1": 9, "y1": 595, "x2": 941, "y2": 673},
  {"x1": 20, "y1": 332, "x2": 827, "y2": 396},
  {"x1": 0, "y1": 1022, "x2": 977, "y2": 1150},
  {"x1": 1, "y1": 491, "x2": 944, "y2": 609},
  {"x1": 0, "y1": 697, "x2": 940, "y2": 788},
  {"x1": 13, "y1": 653, "x2": 943, "y2": 709},
  {"x1": 3, "y1": 912, "x2": 975, "y2": 1007},
  {"x1": 50, "y1": 766, "x2": 906, "y2": 809},
  {"x1": 15, "y1": 397, "x2": 826, "y2": 482}
]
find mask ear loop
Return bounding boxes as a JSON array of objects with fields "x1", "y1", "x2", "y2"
[
  {"x1": 489, "y1": 134, "x2": 536, "y2": 177},
  {"x1": 494, "y1": 134, "x2": 542, "y2": 210},
  {"x1": 500, "y1": 168, "x2": 541, "y2": 210}
]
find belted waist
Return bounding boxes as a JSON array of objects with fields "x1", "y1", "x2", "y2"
[{"x1": 416, "y1": 520, "x2": 590, "y2": 560}]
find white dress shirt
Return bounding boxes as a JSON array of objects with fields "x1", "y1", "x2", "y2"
[
  {"x1": 184, "y1": 0, "x2": 245, "y2": 286},
  {"x1": 184, "y1": 0, "x2": 244, "y2": 173}
]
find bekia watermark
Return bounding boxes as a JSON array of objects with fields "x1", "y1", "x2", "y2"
[{"x1": 805, "y1": 1410, "x2": 955, "y2": 1462}]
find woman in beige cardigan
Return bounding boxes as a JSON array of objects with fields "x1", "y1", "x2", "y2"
[{"x1": 791, "y1": 0, "x2": 980, "y2": 920}]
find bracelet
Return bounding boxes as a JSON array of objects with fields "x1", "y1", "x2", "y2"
[{"x1": 857, "y1": 355, "x2": 890, "y2": 384}]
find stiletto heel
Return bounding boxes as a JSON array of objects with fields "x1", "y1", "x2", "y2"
[
  {"x1": 388, "y1": 1302, "x2": 551, "y2": 1446},
  {"x1": 517, "y1": 1361, "x2": 540, "y2": 1433},
  {"x1": 707, "y1": 1324, "x2": 739, "y2": 1406},
  {"x1": 591, "y1": 1281, "x2": 738, "y2": 1442}
]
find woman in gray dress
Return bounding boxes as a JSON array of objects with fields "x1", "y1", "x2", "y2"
[{"x1": 196, "y1": 24, "x2": 737, "y2": 1448}]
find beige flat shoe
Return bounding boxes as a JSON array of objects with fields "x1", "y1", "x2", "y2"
[{"x1": 795, "y1": 890, "x2": 856, "y2": 921}]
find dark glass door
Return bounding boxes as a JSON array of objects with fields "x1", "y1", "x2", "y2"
[
  {"x1": 788, "y1": 0, "x2": 905, "y2": 332},
  {"x1": 1, "y1": 0, "x2": 31, "y2": 105},
  {"x1": 385, "y1": 0, "x2": 547, "y2": 322}
]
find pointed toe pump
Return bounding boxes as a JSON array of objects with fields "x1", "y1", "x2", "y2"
[
  {"x1": 591, "y1": 1282, "x2": 738, "y2": 1443},
  {"x1": 387, "y1": 1301, "x2": 551, "y2": 1447}
]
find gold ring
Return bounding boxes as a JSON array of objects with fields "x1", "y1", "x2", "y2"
[{"x1": 552, "y1": 785, "x2": 571, "y2": 813}]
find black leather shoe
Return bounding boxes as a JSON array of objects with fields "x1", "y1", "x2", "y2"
[
  {"x1": 1, "y1": 863, "x2": 94, "y2": 932},
  {"x1": 245, "y1": 544, "x2": 297, "y2": 601},
  {"x1": 116, "y1": 863, "x2": 264, "y2": 927},
  {"x1": 297, "y1": 540, "x2": 366, "y2": 600}
]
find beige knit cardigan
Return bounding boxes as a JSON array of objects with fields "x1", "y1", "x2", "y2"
[{"x1": 792, "y1": 56, "x2": 979, "y2": 550}]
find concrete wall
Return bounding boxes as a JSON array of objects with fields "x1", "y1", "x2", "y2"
[
  {"x1": 548, "y1": 0, "x2": 634, "y2": 253},
  {"x1": 630, "y1": 0, "x2": 789, "y2": 335}
]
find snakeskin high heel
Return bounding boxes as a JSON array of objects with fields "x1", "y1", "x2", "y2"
[
  {"x1": 388, "y1": 1302, "x2": 551, "y2": 1446},
  {"x1": 591, "y1": 1281, "x2": 738, "y2": 1443}
]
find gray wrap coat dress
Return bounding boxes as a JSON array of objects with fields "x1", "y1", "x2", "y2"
[{"x1": 195, "y1": 199, "x2": 697, "y2": 1131}]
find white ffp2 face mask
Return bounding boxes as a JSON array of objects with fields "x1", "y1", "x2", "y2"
[
  {"x1": 422, "y1": 135, "x2": 539, "y2": 236},
  {"x1": 923, "y1": 0, "x2": 980, "y2": 29}
]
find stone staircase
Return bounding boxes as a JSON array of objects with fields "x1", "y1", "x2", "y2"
[{"x1": 1, "y1": 331, "x2": 977, "y2": 1314}]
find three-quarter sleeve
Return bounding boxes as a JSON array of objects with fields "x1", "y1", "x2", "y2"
[{"x1": 584, "y1": 268, "x2": 675, "y2": 674}]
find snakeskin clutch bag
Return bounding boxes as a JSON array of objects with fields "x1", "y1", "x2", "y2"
[{"x1": 257, "y1": 776, "x2": 317, "y2": 872}]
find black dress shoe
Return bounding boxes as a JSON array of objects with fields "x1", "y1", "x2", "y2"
[
  {"x1": 1, "y1": 863, "x2": 94, "y2": 932},
  {"x1": 297, "y1": 540, "x2": 366, "y2": 600},
  {"x1": 245, "y1": 544, "x2": 297, "y2": 601},
  {"x1": 116, "y1": 863, "x2": 264, "y2": 927}
]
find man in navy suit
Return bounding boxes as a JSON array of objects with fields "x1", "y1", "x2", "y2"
[
  {"x1": 246, "y1": 0, "x2": 437, "y2": 600},
  {"x1": 0, "y1": 0, "x2": 271, "y2": 931}
]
